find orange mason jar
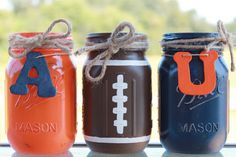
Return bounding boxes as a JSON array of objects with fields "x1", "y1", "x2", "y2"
[{"x1": 6, "y1": 33, "x2": 76, "y2": 154}]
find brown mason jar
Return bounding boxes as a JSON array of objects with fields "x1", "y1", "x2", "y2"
[{"x1": 82, "y1": 33, "x2": 152, "y2": 154}]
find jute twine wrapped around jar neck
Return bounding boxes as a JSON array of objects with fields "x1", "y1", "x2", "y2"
[
  {"x1": 161, "y1": 20, "x2": 236, "y2": 72},
  {"x1": 75, "y1": 22, "x2": 149, "y2": 83},
  {"x1": 8, "y1": 20, "x2": 148, "y2": 83},
  {"x1": 8, "y1": 19, "x2": 73, "y2": 59}
]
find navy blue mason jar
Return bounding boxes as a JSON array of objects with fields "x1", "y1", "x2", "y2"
[{"x1": 159, "y1": 33, "x2": 228, "y2": 154}]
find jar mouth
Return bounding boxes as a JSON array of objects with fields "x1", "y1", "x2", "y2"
[
  {"x1": 163, "y1": 32, "x2": 219, "y2": 41},
  {"x1": 10, "y1": 32, "x2": 72, "y2": 40}
]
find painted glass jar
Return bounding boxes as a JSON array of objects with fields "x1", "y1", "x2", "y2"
[
  {"x1": 83, "y1": 33, "x2": 152, "y2": 154},
  {"x1": 159, "y1": 33, "x2": 228, "y2": 154},
  {"x1": 6, "y1": 33, "x2": 76, "y2": 154}
]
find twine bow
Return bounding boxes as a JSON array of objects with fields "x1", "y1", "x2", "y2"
[
  {"x1": 161, "y1": 20, "x2": 235, "y2": 71},
  {"x1": 75, "y1": 21, "x2": 148, "y2": 83},
  {"x1": 8, "y1": 19, "x2": 73, "y2": 59}
]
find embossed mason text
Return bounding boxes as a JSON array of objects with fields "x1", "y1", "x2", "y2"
[
  {"x1": 16, "y1": 122, "x2": 57, "y2": 133},
  {"x1": 180, "y1": 122, "x2": 219, "y2": 133}
]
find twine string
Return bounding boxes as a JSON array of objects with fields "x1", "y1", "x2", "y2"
[
  {"x1": 75, "y1": 21, "x2": 148, "y2": 82},
  {"x1": 217, "y1": 20, "x2": 235, "y2": 71},
  {"x1": 8, "y1": 19, "x2": 73, "y2": 59},
  {"x1": 161, "y1": 20, "x2": 235, "y2": 71}
]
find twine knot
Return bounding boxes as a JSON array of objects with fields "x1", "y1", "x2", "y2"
[
  {"x1": 8, "y1": 19, "x2": 73, "y2": 59},
  {"x1": 76, "y1": 21, "x2": 148, "y2": 83}
]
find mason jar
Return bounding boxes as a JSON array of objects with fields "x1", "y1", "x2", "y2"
[
  {"x1": 159, "y1": 33, "x2": 228, "y2": 154},
  {"x1": 6, "y1": 32, "x2": 76, "y2": 154},
  {"x1": 83, "y1": 33, "x2": 152, "y2": 154}
]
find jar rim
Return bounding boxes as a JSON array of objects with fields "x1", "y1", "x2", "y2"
[
  {"x1": 162, "y1": 32, "x2": 223, "y2": 55},
  {"x1": 163, "y1": 32, "x2": 219, "y2": 41},
  {"x1": 87, "y1": 32, "x2": 146, "y2": 39},
  {"x1": 10, "y1": 32, "x2": 72, "y2": 40},
  {"x1": 86, "y1": 32, "x2": 148, "y2": 52}
]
